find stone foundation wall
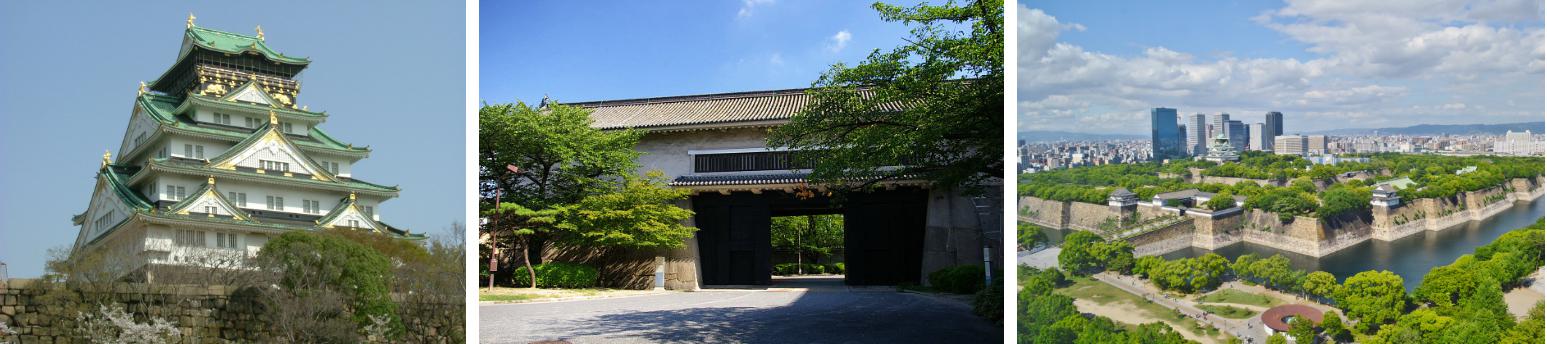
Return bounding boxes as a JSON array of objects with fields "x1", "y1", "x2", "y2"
[
  {"x1": 0, "y1": 279, "x2": 462, "y2": 343},
  {"x1": 1129, "y1": 220, "x2": 1196, "y2": 257},
  {"x1": 1198, "y1": 175, "x2": 1278, "y2": 187},
  {"x1": 1371, "y1": 178, "x2": 1544, "y2": 241},
  {"x1": 1189, "y1": 211, "x2": 1244, "y2": 250},
  {"x1": 1238, "y1": 211, "x2": 1369, "y2": 257},
  {"x1": 1019, "y1": 197, "x2": 1070, "y2": 229},
  {"x1": 1068, "y1": 202, "x2": 1116, "y2": 232}
]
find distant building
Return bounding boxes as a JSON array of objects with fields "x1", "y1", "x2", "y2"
[
  {"x1": 1307, "y1": 135, "x2": 1328, "y2": 155},
  {"x1": 1187, "y1": 113, "x2": 1207, "y2": 155},
  {"x1": 1493, "y1": 130, "x2": 1544, "y2": 156},
  {"x1": 1371, "y1": 184, "x2": 1401, "y2": 207},
  {"x1": 1227, "y1": 120, "x2": 1248, "y2": 152},
  {"x1": 1275, "y1": 135, "x2": 1307, "y2": 156},
  {"x1": 1150, "y1": 108, "x2": 1185, "y2": 160},
  {"x1": 1212, "y1": 113, "x2": 1230, "y2": 141},
  {"x1": 1248, "y1": 123, "x2": 1267, "y2": 151},
  {"x1": 1264, "y1": 112, "x2": 1284, "y2": 150}
]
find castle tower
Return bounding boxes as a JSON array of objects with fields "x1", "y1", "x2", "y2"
[{"x1": 70, "y1": 19, "x2": 422, "y2": 281}]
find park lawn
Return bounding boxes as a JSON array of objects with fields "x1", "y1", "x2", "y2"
[
  {"x1": 1197, "y1": 288, "x2": 1281, "y2": 308},
  {"x1": 1056, "y1": 276, "x2": 1231, "y2": 343},
  {"x1": 1197, "y1": 304, "x2": 1256, "y2": 319}
]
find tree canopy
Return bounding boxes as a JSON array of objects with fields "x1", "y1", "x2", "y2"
[{"x1": 769, "y1": 0, "x2": 1002, "y2": 193}]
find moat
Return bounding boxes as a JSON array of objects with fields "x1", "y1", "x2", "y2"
[{"x1": 1163, "y1": 196, "x2": 1544, "y2": 291}]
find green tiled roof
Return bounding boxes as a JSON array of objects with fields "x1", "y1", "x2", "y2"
[
  {"x1": 140, "y1": 158, "x2": 401, "y2": 195},
  {"x1": 313, "y1": 193, "x2": 424, "y2": 239},
  {"x1": 136, "y1": 93, "x2": 366, "y2": 154},
  {"x1": 184, "y1": 26, "x2": 310, "y2": 65},
  {"x1": 102, "y1": 165, "x2": 155, "y2": 210}
]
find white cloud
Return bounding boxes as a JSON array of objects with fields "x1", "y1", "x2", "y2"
[
  {"x1": 1018, "y1": 1, "x2": 1544, "y2": 134},
  {"x1": 827, "y1": 30, "x2": 852, "y2": 53},
  {"x1": 769, "y1": 53, "x2": 784, "y2": 66},
  {"x1": 738, "y1": 0, "x2": 775, "y2": 18}
]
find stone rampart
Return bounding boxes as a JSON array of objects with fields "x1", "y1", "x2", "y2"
[
  {"x1": 1019, "y1": 196, "x2": 1070, "y2": 229},
  {"x1": 1129, "y1": 220, "x2": 1196, "y2": 256}
]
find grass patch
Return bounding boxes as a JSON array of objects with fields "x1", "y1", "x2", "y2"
[
  {"x1": 1197, "y1": 288, "x2": 1280, "y2": 307},
  {"x1": 1055, "y1": 276, "x2": 1221, "y2": 341},
  {"x1": 479, "y1": 294, "x2": 541, "y2": 302},
  {"x1": 478, "y1": 287, "x2": 609, "y2": 302},
  {"x1": 1198, "y1": 304, "x2": 1257, "y2": 319}
]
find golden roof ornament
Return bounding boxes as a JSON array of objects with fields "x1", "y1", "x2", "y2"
[
  {"x1": 268, "y1": 110, "x2": 278, "y2": 125},
  {"x1": 137, "y1": 82, "x2": 147, "y2": 96},
  {"x1": 186, "y1": 13, "x2": 196, "y2": 29},
  {"x1": 101, "y1": 150, "x2": 112, "y2": 167},
  {"x1": 255, "y1": 25, "x2": 264, "y2": 41},
  {"x1": 349, "y1": 192, "x2": 357, "y2": 201},
  {"x1": 208, "y1": 176, "x2": 216, "y2": 185}
]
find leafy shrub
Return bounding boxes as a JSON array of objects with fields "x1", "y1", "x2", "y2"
[
  {"x1": 929, "y1": 265, "x2": 986, "y2": 294},
  {"x1": 972, "y1": 279, "x2": 1003, "y2": 322},
  {"x1": 825, "y1": 263, "x2": 845, "y2": 274},
  {"x1": 513, "y1": 262, "x2": 599, "y2": 288},
  {"x1": 259, "y1": 231, "x2": 400, "y2": 336}
]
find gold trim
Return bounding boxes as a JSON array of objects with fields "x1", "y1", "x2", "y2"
[{"x1": 186, "y1": 13, "x2": 195, "y2": 29}]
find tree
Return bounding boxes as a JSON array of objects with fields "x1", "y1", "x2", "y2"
[
  {"x1": 1335, "y1": 270, "x2": 1407, "y2": 333},
  {"x1": 767, "y1": 0, "x2": 1002, "y2": 193},
  {"x1": 1303, "y1": 271, "x2": 1338, "y2": 301},
  {"x1": 482, "y1": 203, "x2": 560, "y2": 288},
  {"x1": 561, "y1": 171, "x2": 697, "y2": 250},
  {"x1": 1202, "y1": 190, "x2": 1236, "y2": 210},
  {"x1": 257, "y1": 231, "x2": 400, "y2": 339},
  {"x1": 1414, "y1": 264, "x2": 1480, "y2": 307},
  {"x1": 478, "y1": 101, "x2": 644, "y2": 265},
  {"x1": 1288, "y1": 315, "x2": 1318, "y2": 344},
  {"x1": 1499, "y1": 301, "x2": 1544, "y2": 344},
  {"x1": 1266, "y1": 333, "x2": 1288, "y2": 344},
  {"x1": 1058, "y1": 231, "x2": 1103, "y2": 274},
  {"x1": 1322, "y1": 311, "x2": 1351, "y2": 343},
  {"x1": 772, "y1": 214, "x2": 845, "y2": 265}
]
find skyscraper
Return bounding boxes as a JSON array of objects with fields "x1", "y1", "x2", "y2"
[
  {"x1": 1187, "y1": 113, "x2": 1207, "y2": 155},
  {"x1": 1212, "y1": 113, "x2": 1230, "y2": 140},
  {"x1": 1249, "y1": 123, "x2": 1266, "y2": 151},
  {"x1": 1264, "y1": 111, "x2": 1283, "y2": 151},
  {"x1": 1227, "y1": 120, "x2": 1248, "y2": 152},
  {"x1": 1150, "y1": 107, "x2": 1184, "y2": 160},
  {"x1": 1275, "y1": 135, "x2": 1307, "y2": 156}
]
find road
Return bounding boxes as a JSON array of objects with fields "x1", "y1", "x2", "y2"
[
  {"x1": 480, "y1": 277, "x2": 1001, "y2": 343},
  {"x1": 1093, "y1": 273, "x2": 1266, "y2": 344}
]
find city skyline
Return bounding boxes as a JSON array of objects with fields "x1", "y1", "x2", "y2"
[{"x1": 1019, "y1": 0, "x2": 1546, "y2": 135}]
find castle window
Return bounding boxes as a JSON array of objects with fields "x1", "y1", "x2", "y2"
[
  {"x1": 94, "y1": 210, "x2": 115, "y2": 232},
  {"x1": 260, "y1": 160, "x2": 290, "y2": 172},
  {"x1": 216, "y1": 233, "x2": 239, "y2": 249},
  {"x1": 166, "y1": 185, "x2": 186, "y2": 201},
  {"x1": 303, "y1": 199, "x2": 320, "y2": 214},
  {"x1": 213, "y1": 113, "x2": 232, "y2": 125},
  {"x1": 266, "y1": 195, "x2": 285, "y2": 211},
  {"x1": 175, "y1": 229, "x2": 206, "y2": 247},
  {"x1": 228, "y1": 192, "x2": 247, "y2": 207}
]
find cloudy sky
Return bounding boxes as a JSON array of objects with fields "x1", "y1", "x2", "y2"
[{"x1": 1019, "y1": 0, "x2": 1545, "y2": 135}]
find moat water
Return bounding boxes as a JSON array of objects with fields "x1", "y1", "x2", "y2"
[{"x1": 1161, "y1": 196, "x2": 1544, "y2": 291}]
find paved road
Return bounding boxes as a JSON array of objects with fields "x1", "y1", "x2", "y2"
[
  {"x1": 480, "y1": 278, "x2": 1000, "y2": 343},
  {"x1": 1018, "y1": 248, "x2": 1059, "y2": 269},
  {"x1": 1093, "y1": 273, "x2": 1265, "y2": 344}
]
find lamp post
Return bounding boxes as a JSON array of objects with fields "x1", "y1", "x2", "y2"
[{"x1": 488, "y1": 164, "x2": 521, "y2": 291}]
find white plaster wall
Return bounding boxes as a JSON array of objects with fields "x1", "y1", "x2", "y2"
[
  {"x1": 230, "y1": 141, "x2": 327, "y2": 176},
  {"x1": 165, "y1": 136, "x2": 233, "y2": 160},
  {"x1": 119, "y1": 110, "x2": 159, "y2": 158},
  {"x1": 80, "y1": 180, "x2": 134, "y2": 245},
  {"x1": 194, "y1": 107, "x2": 310, "y2": 136},
  {"x1": 143, "y1": 176, "x2": 369, "y2": 215},
  {"x1": 633, "y1": 128, "x2": 770, "y2": 179}
]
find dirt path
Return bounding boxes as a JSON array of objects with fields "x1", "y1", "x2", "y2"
[
  {"x1": 1506, "y1": 268, "x2": 1545, "y2": 318},
  {"x1": 1069, "y1": 298, "x2": 1221, "y2": 344}
]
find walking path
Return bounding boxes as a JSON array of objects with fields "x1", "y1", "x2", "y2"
[{"x1": 1092, "y1": 273, "x2": 1268, "y2": 343}]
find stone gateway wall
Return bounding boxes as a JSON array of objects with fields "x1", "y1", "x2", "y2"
[{"x1": 0, "y1": 279, "x2": 463, "y2": 343}]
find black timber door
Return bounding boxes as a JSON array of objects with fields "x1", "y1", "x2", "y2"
[
  {"x1": 843, "y1": 189, "x2": 928, "y2": 285},
  {"x1": 693, "y1": 193, "x2": 773, "y2": 285}
]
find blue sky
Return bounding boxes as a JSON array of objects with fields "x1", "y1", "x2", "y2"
[
  {"x1": 0, "y1": 1, "x2": 465, "y2": 277},
  {"x1": 480, "y1": 1, "x2": 912, "y2": 104},
  {"x1": 1019, "y1": 0, "x2": 1546, "y2": 135}
]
